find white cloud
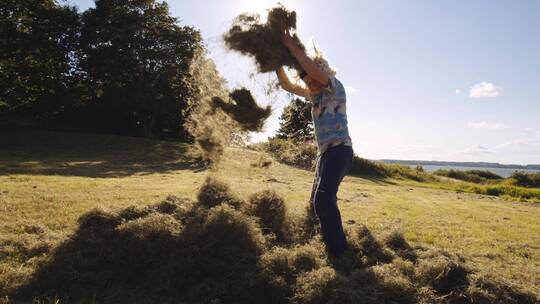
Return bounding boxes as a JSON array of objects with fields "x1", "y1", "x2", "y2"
[
  {"x1": 455, "y1": 89, "x2": 461, "y2": 95},
  {"x1": 344, "y1": 86, "x2": 357, "y2": 94},
  {"x1": 468, "y1": 121, "x2": 507, "y2": 129},
  {"x1": 469, "y1": 82, "x2": 503, "y2": 98},
  {"x1": 459, "y1": 145, "x2": 493, "y2": 155},
  {"x1": 495, "y1": 139, "x2": 540, "y2": 150}
]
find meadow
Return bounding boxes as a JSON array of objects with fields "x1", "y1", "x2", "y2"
[{"x1": 0, "y1": 131, "x2": 539, "y2": 303}]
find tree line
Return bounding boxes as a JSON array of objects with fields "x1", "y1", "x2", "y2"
[
  {"x1": 1, "y1": 0, "x2": 202, "y2": 140},
  {"x1": 1, "y1": 0, "x2": 313, "y2": 142}
]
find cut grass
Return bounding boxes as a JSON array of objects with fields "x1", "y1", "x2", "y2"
[{"x1": 1, "y1": 130, "x2": 539, "y2": 300}]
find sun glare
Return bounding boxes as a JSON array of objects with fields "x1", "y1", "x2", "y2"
[
  {"x1": 239, "y1": 0, "x2": 272, "y2": 18},
  {"x1": 236, "y1": 0, "x2": 287, "y2": 21}
]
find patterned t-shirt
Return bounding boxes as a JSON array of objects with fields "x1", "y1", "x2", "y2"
[{"x1": 308, "y1": 76, "x2": 353, "y2": 154}]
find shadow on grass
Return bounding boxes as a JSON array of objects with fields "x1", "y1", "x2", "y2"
[
  {"x1": 0, "y1": 130, "x2": 207, "y2": 178},
  {"x1": 348, "y1": 174, "x2": 397, "y2": 185},
  {"x1": 12, "y1": 195, "x2": 538, "y2": 304}
]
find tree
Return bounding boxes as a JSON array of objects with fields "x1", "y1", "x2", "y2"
[
  {"x1": 0, "y1": 0, "x2": 80, "y2": 122},
  {"x1": 275, "y1": 97, "x2": 313, "y2": 141},
  {"x1": 79, "y1": 0, "x2": 202, "y2": 139}
]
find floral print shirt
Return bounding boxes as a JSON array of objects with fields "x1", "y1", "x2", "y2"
[{"x1": 308, "y1": 76, "x2": 353, "y2": 154}]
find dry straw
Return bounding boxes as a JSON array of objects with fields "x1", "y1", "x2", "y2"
[
  {"x1": 12, "y1": 179, "x2": 539, "y2": 303},
  {"x1": 187, "y1": 50, "x2": 272, "y2": 165},
  {"x1": 224, "y1": 5, "x2": 306, "y2": 73},
  {"x1": 211, "y1": 88, "x2": 271, "y2": 132}
]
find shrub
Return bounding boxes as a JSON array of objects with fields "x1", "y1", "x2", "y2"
[
  {"x1": 383, "y1": 163, "x2": 436, "y2": 182},
  {"x1": 455, "y1": 183, "x2": 540, "y2": 202},
  {"x1": 434, "y1": 169, "x2": 502, "y2": 184},
  {"x1": 263, "y1": 137, "x2": 317, "y2": 170},
  {"x1": 510, "y1": 171, "x2": 540, "y2": 188},
  {"x1": 349, "y1": 156, "x2": 387, "y2": 177}
]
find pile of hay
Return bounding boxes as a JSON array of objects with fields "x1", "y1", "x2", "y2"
[
  {"x1": 211, "y1": 88, "x2": 272, "y2": 132},
  {"x1": 12, "y1": 178, "x2": 539, "y2": 304},
  {"x1": 224, "y1": 5, "x2": 306, "y2": 73}
]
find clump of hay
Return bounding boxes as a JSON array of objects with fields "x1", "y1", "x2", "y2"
[
  {"x1": 15, "y1": 197, "x2": 266, "y2": 303},
  {"x1": 257, "y1": 242, "x2": 327, "y2": 300},
  {"x1": 247, "y1": 190, "x2": 287, "y2": 239},
  {"x1": 382, "y1": 229, "x2": 417, "y2": 262},
  {"x1": 197, "y1": 176, "x2": 244, "y2": 209},
  {"x1": 211, "y1": 88, "x2": 272, "y2": 132},
  {"x1": 466, "y1": 274, "x2": 539, "y2": 304},
  {"x1": 11, "y1": 179, "x2": 540, "y2": 303},
  {"x1": 292, "y1": 266, "x2": 342, "y2": 304},
  {"x1": 224, "y1": 5, "x2": 306, "y2": 73},
  {"x1": 348, "y1": 225, "x2": 394, "y2": 266},
  {"x1": 415, "y1": 249, "x2": 470, "y2": 294}
]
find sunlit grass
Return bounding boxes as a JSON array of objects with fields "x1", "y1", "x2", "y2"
[{"x1": 0, "y1": 130, "x2": 539, "y2": 297}]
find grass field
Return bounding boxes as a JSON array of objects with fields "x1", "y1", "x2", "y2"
[{"x1": 1, "y1": 131, "x2": 539, "y2": 301}]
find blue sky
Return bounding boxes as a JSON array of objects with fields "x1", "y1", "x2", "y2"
[{"x1": 67, "y1": 0, "x2": 540, "y2": 164}]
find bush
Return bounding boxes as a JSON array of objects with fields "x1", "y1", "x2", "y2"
[
  {"x1": 434, "y1": 169, "x2": 502, "y2": 184},
  {"x1": 382, "y1": 163, "x2": 436, "y2": 182},
  {"x1": 455, "y1": 183, "x2": 540, "y2": 202},
  {"x1": 349, "y1": 156, "x2": 387, "y2": 177},
  {"x1": 350, "y1": 157, "x2": 436, "y2": 182},
  {"x1": 261, "y1": 139, "x2": 438, "y2": 183},
  {"x1": 510, "y1": 171, "x2": 540, "y2": 188},
  {"x1": 262, "y1": 138, "x2": 317, "y2": 170}
]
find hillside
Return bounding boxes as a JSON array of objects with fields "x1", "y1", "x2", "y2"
[{"x1": 0, "y1": 131, "x2": 539, "y2": 302}]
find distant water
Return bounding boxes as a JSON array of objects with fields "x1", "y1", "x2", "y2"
[{"x1": 421, "y1": 165, "x2": 540, "y2": 178}]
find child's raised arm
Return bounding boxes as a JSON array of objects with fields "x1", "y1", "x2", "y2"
[
  {"x1": 276, "y1": 67, "x2": 310, "y2": 98},
  {"x1": 281, "y1": 33, "x2": 329, "y2": 86}
]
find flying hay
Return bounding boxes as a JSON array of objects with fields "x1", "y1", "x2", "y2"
[
  {"x1": 224, "y1": 5, "x2": 306, "y2": 73},
  {"x1": 187, "y1": 51, "x2": 272, "y2": 164},
  {"x1": 186, "y1": 50, "x2": 235, "y2": 164},
  {"x1": 211, "y1": 88, "x2": 271, "y2": 132}
]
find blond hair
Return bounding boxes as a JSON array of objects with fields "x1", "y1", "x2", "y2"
[
  {"x1": 295, "y1": 39, "x2": 336, "y2": 79},
  {"x1": 309, "y1": 39, "x2": 336, "y2": 76}
]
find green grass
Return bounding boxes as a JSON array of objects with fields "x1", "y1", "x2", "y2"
[{"x1": 1, "y1": 130, "x2": 539, "y2": 299}]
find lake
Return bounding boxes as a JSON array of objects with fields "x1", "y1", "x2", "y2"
[{"x1": 420, "y1": 165, "x2": 540, "y2": 178}]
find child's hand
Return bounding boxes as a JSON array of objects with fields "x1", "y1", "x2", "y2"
[{"x1": 281, "y1": 31, "x2": 298, "y2": 50}]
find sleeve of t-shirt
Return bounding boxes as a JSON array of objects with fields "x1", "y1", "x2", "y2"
[{"x1": 331, "y1": 76, "x2": 347, "y2": 100}]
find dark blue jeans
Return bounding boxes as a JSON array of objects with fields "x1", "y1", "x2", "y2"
[{"x1": 310, "y1": 144, "x2": 353, "y2": 257}]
